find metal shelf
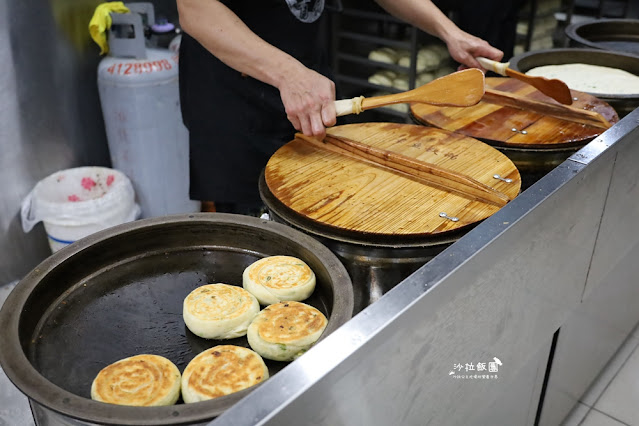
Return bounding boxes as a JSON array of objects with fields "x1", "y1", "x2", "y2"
[
  {"x1": 338, "y1": 31, "x2": 413, "y2": 50},
  {"x1": 330, "y1": 5, "x2": 420, "y2": 120},
  {"x1": 337, "y1": 52, "x2": 410, "y2": 74},
  {"x1": 335, "y1": 75, "x2": 402, "y2": 94}
]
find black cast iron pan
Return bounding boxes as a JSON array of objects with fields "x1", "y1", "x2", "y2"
[
  {"x1": 566, "y1": 19, "x2": 639, "y2": 56},
  {"x1": 0, "y1": 213, "x2": 353, "y2": 425}
]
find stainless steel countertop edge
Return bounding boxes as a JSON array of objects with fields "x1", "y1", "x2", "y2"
[{"x1": 210, "y1": 109, "x2": 639, "y2": 426}]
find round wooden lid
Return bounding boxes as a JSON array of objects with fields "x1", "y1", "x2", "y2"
[
  {"x1": 410, "y1": 77, "x2": 619, "y2": 148},
  {"x1": 264, "y1": 123, "x2": 521, "y2": 239}
]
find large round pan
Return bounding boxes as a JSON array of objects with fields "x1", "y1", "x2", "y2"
[
  {"x1": 0, "y1": 213, "x2": 353, "y2": 425},
  {"x1": 509, "y1": 48, "x2": 639, "y2": 117},
  {"x1": 566, "y1": 19, "x2": 639, "y2": 56}
]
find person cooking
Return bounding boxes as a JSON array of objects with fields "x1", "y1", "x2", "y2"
[{"x1": 177, "y1": 0, "x2": 503, "y2": 215}]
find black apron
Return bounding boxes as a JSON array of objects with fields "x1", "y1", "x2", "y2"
[
  {"x1": 179, "y1": 0, "x2": 330, "y2": 204},
  {"x1": 448, "y1": 0, "x2": 526, "y2": 61}
]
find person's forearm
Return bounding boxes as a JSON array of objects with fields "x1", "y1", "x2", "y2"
[
  {"x1": 177, "y1": 0, "x2": 303, "y2": 90},
  {"x1": 177, "y1": 0, "x2": 337, "y2": 137},
  {"x1": 374, "y1": 0, "x2": 459, "y2": 44},
  {"x1": 374, "y1": 0, "x2": 503, "y2": 67}
]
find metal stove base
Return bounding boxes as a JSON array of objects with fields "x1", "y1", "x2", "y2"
[{"x1": 0, "y1": 281, "x2": 34, "y2": 426}]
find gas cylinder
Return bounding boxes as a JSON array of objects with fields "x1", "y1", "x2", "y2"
[
  {"x1": 97, "y1": 2, "x2": 200, "y2": 218},
  {"x1": 168, "y1": 33, "x2": 181, "y2": 55}
]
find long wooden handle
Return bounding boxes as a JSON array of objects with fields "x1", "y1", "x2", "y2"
[
  {"x1": 477, "y1": 57, "x2": 509, "y2": 76},
  {"x1": 295, "y1": 133, "x2": 510, "y2": 207},
  {"x1": 477, "y1": 57, "x2": 573, "y2": 105},
  {"x1": 483, "y1": 88, "x2": 611, "y2": 129},
  {"x1": 335, "y1": 97, "x2": 364, "y2": 117},
  {"x1": 333, "y1": 69, "x2": 485, "y2": 117}
]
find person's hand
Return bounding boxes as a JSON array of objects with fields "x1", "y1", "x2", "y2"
[
  {"x1": 445, "y1": 29, "x2": 503, "y2": 70},
  {"x1": 277, "y1": 64, "x2": 336, "y2": 139}
]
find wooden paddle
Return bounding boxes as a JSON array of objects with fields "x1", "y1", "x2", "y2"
[
  {"x1": 334, "y1": 68, "x2": 485, "y2": 117},
  {"x1": 477, "y1": 57, "x2": 574, "y2": 105},
  {"x1": 295, "y1": 132, "x2": 511, "y2": 207},
  {"x1": 483, "y1": 88, "x2": 612, "y2": 129}
]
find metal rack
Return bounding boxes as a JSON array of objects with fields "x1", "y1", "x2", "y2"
[
  {"x1": 516, "y1": 0, "x2": 561, "y2": 53},
  {"x1": 330, "y1": 6, "x2": 421, "y2": 122}
]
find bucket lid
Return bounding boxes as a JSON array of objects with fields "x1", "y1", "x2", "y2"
[{"x1": 21, "y1": 167, "x2": 135, "y2": 231}]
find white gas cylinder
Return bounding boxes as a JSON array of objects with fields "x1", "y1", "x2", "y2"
[{"x1": 97, "y1": 3, "x2": 199, "y2": 218}]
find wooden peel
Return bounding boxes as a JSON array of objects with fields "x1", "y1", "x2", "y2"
[
  {"x1": 483, "y1": 88, "x2": 612, "y2": 129},
  {"x1": 334, "y1": 68, "x2": 485, "y2": 117},
  {"x1": 295, "y1": 132, "x2": 510, "y2": 207},
  {"x1": 477, "y1": 57, "x2": 573, "y2": 105}
]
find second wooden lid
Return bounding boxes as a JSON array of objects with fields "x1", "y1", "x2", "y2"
[{"x1": 410, "y1": 77, "x2": 618, "y2": 148}]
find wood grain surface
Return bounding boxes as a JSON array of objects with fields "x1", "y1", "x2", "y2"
[
  {"x1": 505, "y1": 67, "x2": 573, "y2": 105},
  {"x1": 410, "y1": 78, "x2": 619, "y2": 148},
  {"x1": 265, "y1": 123, "x2": 521, "y2": 237},
  {"x1": 362, "y1": 68, "x2": 485, "y2": 109}
]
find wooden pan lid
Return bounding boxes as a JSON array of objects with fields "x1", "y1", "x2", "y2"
[
  {"x1": 411, "y1": 77, "x2": 619, "y2": 149},
  {"x1": 264, "y1": 123, "x2": 521, "y2": 239}
]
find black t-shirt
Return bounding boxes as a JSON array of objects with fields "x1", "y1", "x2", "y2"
[{"x1": 179, "y1": 0, "x2": 329, "y2": 203}]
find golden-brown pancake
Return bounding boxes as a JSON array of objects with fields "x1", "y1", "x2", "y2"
[
  {"x1": 183, "y1": 283, "x2": 259, "y2": 339},
  {"x1": 247, "y1": 301, "x2": 328, "y2": 361},
  {"x1": 181, "y1": 345, "x2": 269, "y2": 403},
  {"x1": 243, "y1": 256, "x2": 316, "y2": 305},
  {"x1": 90, "y1": 354, "x2": 181, "y2": 406}
]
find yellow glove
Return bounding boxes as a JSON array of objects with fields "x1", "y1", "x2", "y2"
[{"x1": 89, "y1": 2, "x2": 130, "y2": 55}]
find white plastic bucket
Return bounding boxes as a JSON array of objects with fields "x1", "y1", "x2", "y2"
[{"x1": 21, "y1": 167, "x2": 141, "y2": 253}]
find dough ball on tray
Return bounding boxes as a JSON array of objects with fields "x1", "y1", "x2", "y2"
[
  {"x1": 368, "y1": 70, "x2": 398, "y2": 87},
  {"x1": 368, "y1": 47, "x2": 399, "y2": 64}
]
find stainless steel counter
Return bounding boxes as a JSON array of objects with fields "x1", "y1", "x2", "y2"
[{"x1": 209, "y1": 109, "x2": 639, "y2": 425}]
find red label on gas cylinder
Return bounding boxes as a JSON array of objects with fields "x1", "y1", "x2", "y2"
[{"x1": 106, "y1": 59, "x2": 173, "y2": 76}]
